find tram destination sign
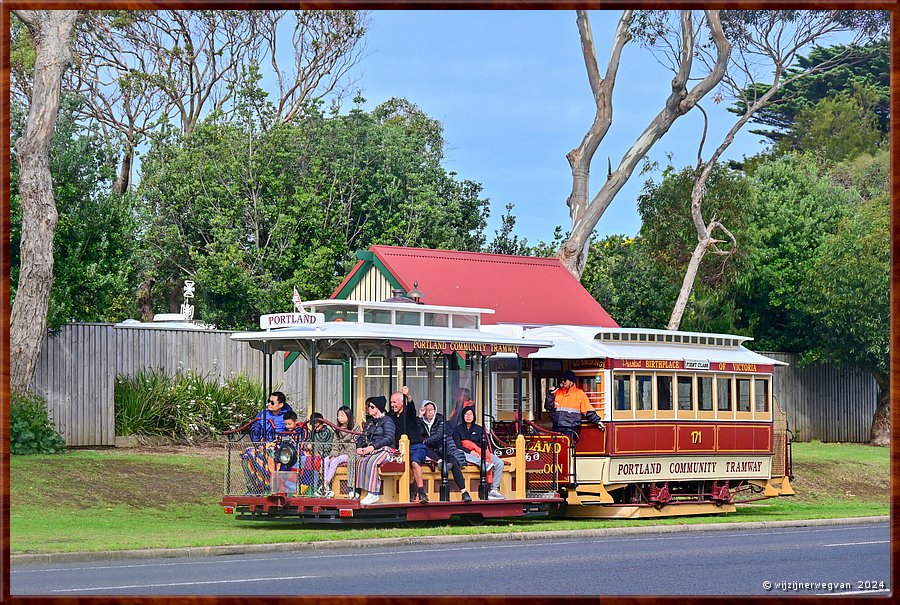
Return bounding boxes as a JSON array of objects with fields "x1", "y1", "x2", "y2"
[
  {"x1": 389, "y1": 339, "x2": 539, "y2": 358},
  {"x1": 607, "y1": 455, "x2": 772, "y2": 482},
  {"x1": 609, "y1": 359, "x2": 773, "y2": 373},
  {"x1": 260, "y1": 312, "x2": 325, "y2": 329}
]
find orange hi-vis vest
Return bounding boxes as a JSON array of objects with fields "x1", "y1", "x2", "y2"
[{"x1": 551, "y1": 386, "x2": 592, "y2": 415}]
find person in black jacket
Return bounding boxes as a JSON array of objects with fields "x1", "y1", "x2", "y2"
[
  {"x1": 453, "y1": 406, "x2": 506, "y2": 500},
  {"x1": 421, "y1": 400, "x2": 472, "y2": 502},
  {"x1": 388, "y1": 386, "x2": 428, "y2": 502},
  {"x1": 353, "y1": 396, "x2": 396, "y2": 505}
]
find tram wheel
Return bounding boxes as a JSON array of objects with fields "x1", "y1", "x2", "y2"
[{"x1": 460, "y1": 514, "x2": 485, "y2": 526}]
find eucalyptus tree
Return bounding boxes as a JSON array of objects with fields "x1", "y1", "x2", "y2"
[
  {"x1": 64, "y1": 9, "x2": 368, "y2": 194},
  {"x1": 10, "y1": 9, "x2": 80, "y2": 392},
  {"x1": 665, "y1": 9, "x2": 888, "y2": 330},
  {"x1": 557, "y1": 9, "x2": 730, "y2": 278}
]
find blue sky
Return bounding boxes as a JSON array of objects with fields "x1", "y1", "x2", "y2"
[{"x1": 338, "y1": 10, "x2": 767, "y2": 245}]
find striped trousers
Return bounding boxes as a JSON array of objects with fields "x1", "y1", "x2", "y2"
[{"x1": 351, "y1": 448, "x2": 392, "y2": 493}]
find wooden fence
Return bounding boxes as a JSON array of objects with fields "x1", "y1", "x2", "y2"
[
  {"x1": 28, "y1": 323, "x2": 342, "y2": 446},
  {"x1": 25, "y1": 325, "x2": 878, "y2": 446},
  {"x1": 761, "y1": 351, "x2": 877, "y2": 443}
]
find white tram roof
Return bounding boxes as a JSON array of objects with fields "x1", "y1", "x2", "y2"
[
  {"x1": 523, "y1": 325, "x2": 787, "y2": 367},
  {"x1": 232, "y1": 321, "x2": 549, "y2": 348}
]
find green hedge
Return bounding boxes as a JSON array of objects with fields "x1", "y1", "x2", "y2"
[
  {"x1": 10, "y1": 391, "x2": 66, "y2": 455},
  {"x1": 115, "y1": 369, "x2": 268, "y2": 441}
]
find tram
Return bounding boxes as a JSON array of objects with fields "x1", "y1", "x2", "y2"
[{"x1": 221, "y1": 298, "x2": 793, "y2": 524}]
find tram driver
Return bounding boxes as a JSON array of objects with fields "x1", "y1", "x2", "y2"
[{"x1": 544, "y1": 370, "x2": 605, "y2": 444}]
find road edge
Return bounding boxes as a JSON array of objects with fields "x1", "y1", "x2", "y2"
[{"x1": 10, "y1": 515, "x2": 889, "y2": 566}]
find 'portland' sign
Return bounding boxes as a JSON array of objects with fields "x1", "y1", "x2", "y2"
[{"x1": 260, "y1": 312, "x2": 325, "y2": 329}]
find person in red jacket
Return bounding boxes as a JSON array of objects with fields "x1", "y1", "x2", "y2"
[{"x1": 544, "y1": 370, "x2": 605, "y2": 443}]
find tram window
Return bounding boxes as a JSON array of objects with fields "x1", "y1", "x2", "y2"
[
  {"x1": 665, "y1": 334, "x2": 673, "y2": 343},
  {"x1": 755, "y1": 379, "x2": 769, "y2": 412},
  {"x1": 690, "y1": 336, "x2": 699, "y2": 344},
  {"x1": 364, "y1": 309, "x2": 392, "y2": 324},
  {"x1": 674, "y1": 335, "x2": 682, "y2": 343},
  {"x1": 639, "y1": 333, "x2": 648, "y2": 342},
  {"x1": 424, "y1": 312, "x2": 449, "y2": 327},
  {"x1": 717, "y1": 377, "x2": 732, "y2": 411},
  {"x1": 737, "y1": 378, "x2": 751, "y2": 412},
  {"x1": 396, "y1": 310, "x2": 421, "y2": 326},
  {"x1": 677, "y1": 376, "x2": 693, "y2": 410},
  {"x1": 635, "y1": 375, "x2": 653, "y2": 410},
  {"x1": 656, "y1": 375, "x2": 673, "y2": 410},
  {"x1": 614, "y1": 374, "x2": 632, "y2": 410},
  {"x1": 324, "y1": 306, "x2": 358, "y2": 322},
  {"x1": 451, "y1": 314, "x2": 477, "y2": 329},
  {"x1": 697, "y1": 376, "x2": 713, "y2": 411},
  {"x1": 630, "y1": 333, "x2": 639, "y2": 341}
]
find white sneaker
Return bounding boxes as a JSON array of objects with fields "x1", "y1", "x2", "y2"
[
  {"x1": 323, "y1": 488, "x2": 335, "y2": 498},
  {"x1": 347, "y1": 489, "x2": 357, "y2": 499},
  {"x1": 488, "y1": 489, "x2": 505, "y2": 500},
  {"x1": 360, "y1": 493, "x2": 380, "y2": 505}
]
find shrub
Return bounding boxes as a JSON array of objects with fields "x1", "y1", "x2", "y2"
[
  {"x1": 115, "y1": 369, "x2": 268, "y2": 441},
  {"x1": 10, "y1": 391, "x2": 66, "y2": 455}
]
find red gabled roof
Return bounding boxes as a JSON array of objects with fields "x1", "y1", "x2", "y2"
[{"x1": 335, "y1": 246, "x2": 618, "y2": 327}]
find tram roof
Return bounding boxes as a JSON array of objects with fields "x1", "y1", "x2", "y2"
[
  {"x1": 230, "y1": 320, "x2": 553, "y2": 356},
  {"x1": 523, "y1": 325, "x2": 788, "y2": 366}
]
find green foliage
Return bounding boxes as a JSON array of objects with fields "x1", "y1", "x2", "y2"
[
  {"x1": 789, "y1": 83, "x2": 885, "y2": 164},
  {"x1": 581, "y1": 235, "x2": 678, "y2": 329},
  {"x1": 114, "y1": 369, "x2": 268, "y2": 440},
  {"x1": 137, "y1": 93, "x2": 489, "y2": 329},
  {"x1": 731, "y1": 153, "x2": 855, "y2": 352},
  {"x1": 732, "y1": 39, "x2": 889, "y2": 146},
  {"x1": 830, "y1": 149, "x2": 889, "y2": 203},
  {"x1": 10, "y1": 392, "x2": 66, "y2": 455},
  {"x1": 10, "y1": 96, "x2": 142, "y2": 327},
  {"x1": 801, "y1": 195, "x2": 888, "y2": 377},
  {"x1": 486, "y1": 203, "x2": 531, "y2": 256},
  {"x1": 637, "y1": 163, "x2": 751, "y2": 288}
]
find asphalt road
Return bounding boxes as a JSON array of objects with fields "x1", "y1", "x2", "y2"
[{"x1": 10, "y1": 522, "x2": 890, "y2": 596}]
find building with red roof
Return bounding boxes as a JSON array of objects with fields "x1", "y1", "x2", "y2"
[{"x1": 331, "y1": 245, "x2": 618, "y2": 327}]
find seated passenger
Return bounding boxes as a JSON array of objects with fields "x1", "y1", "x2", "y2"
[
  {"x1": 388, "y1": 386, "x2": 428, "y2": 503},
  {"x1": 453, "y1": 407, "x2": 506, "y2": 500},
  {"x1": 421, "y1": 400, "x2": 472, "y2": 502},
  {"x1": 250, "y1": 391, "x2": 292, "y2": 442},
  {"x1": 301, "y1": 412, "x2": 333, "y2": 495},
  {"x1": 323, "y1": 406, "x2": 356, "y2": 498},
  {"x1": 243, "y1": 393, "x2": 293, "y2": 492},
  {"x1": 352, "y1": 396, "x2": 397, "y2": 505}
]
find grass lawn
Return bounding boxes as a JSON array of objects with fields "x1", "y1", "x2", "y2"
[{"x1": 9, "y1": 441, "x2": 889, "y2": 554}]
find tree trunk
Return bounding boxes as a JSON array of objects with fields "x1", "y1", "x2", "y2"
[
  {"x1": 137, "y1": 277, "x2": 155, "y2": 322},
  {"x1": 10, "y1": 10, "x2": 79, "y2": 393},
  {"x1": 113, "y1": 147, "x2": 133, "y2": 194},
  {"x1": 558, "y1": 10, "x2": 730, "y2": 279},
  {"x1": 667, "y1": 239, "x2": 709, "y2": 330},
  {"x1": 869, "y1": 372, "x2": 889, "y2": 446}
]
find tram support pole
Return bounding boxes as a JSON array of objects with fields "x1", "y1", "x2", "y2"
[
  {"x1": 310, "y1": 340, "x2": 318, "y2": 420},
  {"x1": 478, "y1": 354, "x2": 489, "y2": 500},
  {"x1": 516, "y1": 356, "x2": 523, "y2": 435},
  {"x1": 440, "y1": 354, "x2": 450, "y2": 501}
]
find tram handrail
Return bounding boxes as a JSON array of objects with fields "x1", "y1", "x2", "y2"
[{"x1": 522, "y1": 419, "x2": 564, "y2": 437}]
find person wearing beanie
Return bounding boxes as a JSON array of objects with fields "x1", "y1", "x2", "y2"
[
  {"x1": 544, "y1": 370, "x2": 605, "y2": 443},
  {"x1": 352, "y1": 396, "x2": 396, "y2": 505}
]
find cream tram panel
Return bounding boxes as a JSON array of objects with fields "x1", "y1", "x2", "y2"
[{"x1": 606, "y1": 455, "x2": 773, "y2": 482}]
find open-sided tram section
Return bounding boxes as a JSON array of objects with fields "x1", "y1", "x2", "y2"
[{"x1": 222, "y1": 298, "x2": 793, "y2": 524}]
